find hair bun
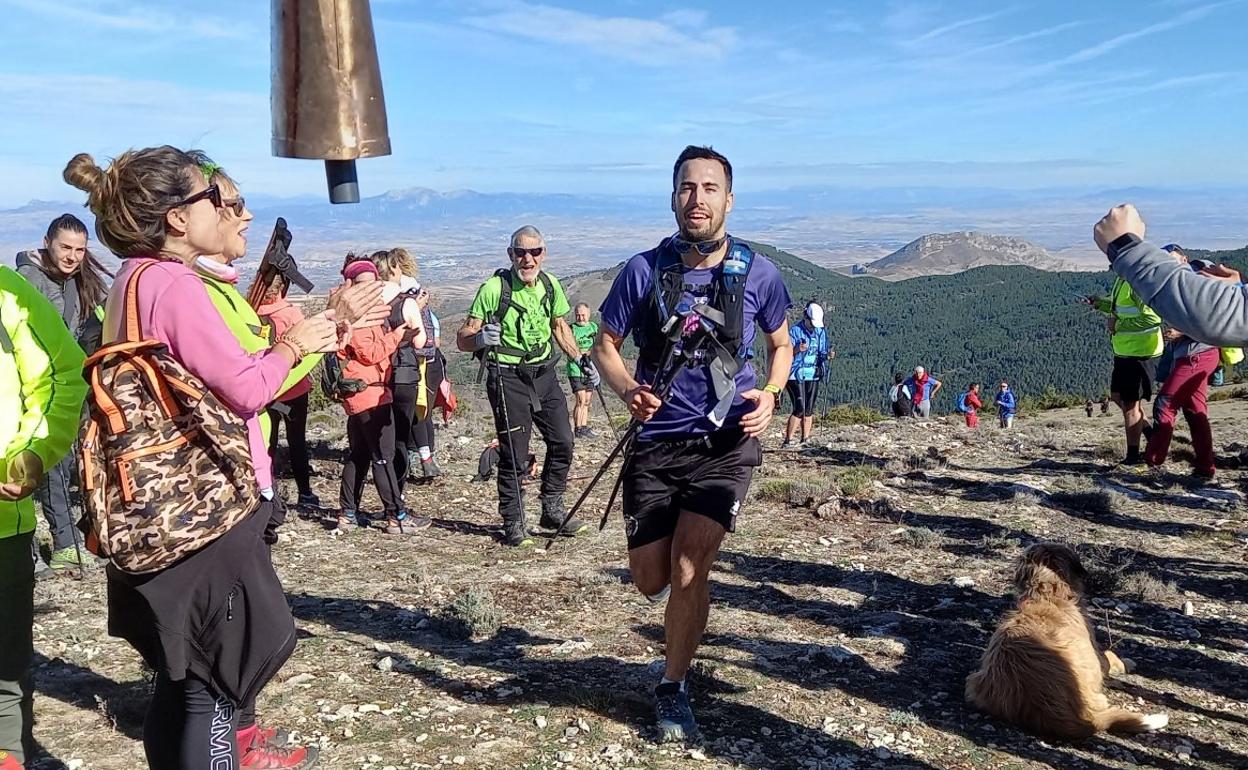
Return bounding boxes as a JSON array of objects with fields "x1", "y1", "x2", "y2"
[{"x1": 64, "y1": 153, "x2": 106, "y2": 196}]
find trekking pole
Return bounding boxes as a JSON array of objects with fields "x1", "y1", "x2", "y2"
[
  {"x1": 595, "y1": 386, "x2": 623, "y2": 442},
  {"x1": 481, "y1": 315, "x2": 527, "y2": 536},
  {"x1": 546, "y1": 321, "x2": 707, "y2": 549}
]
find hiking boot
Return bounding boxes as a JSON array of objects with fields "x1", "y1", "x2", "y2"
[
  {"x1": 780, "y1": 439, "x2": 793, "y2": 449},
  {"x1": 1121, "y1": 451, "x2": 1145, "y2": 467},
  {"x1": 421, "y1": 458, "x2": 442, "y2": 480},
  {"x1": 336, "y1": 511, "x2": 360, "y2": 532},
  {"x1": 654, "y1": 682, "x2": 697, "y2": 743},
  {"x1": 48, "y1": 545, "x2": 97, "y2": 571},
  {"x1": 1145, "y1": 465, "x2": 1170, "y2": 489},
  {"x1": 296, "y1": 491, "x2": 321, "y2": 508},
  {"x1": 502, "y1": 519, "x2": 534, "y2": 548},
  {"x1": 540, "y1": 497, "x2": 587, "y2": 536},
  {"x1": 383, "y1": 512, "x2": 431, "y2": 535},
  {"x1": 0, "y1": 750, "x2": 22, "y2": 770},
  {"x1": 240, "y1": 740, "x2": 318, "y2": 770}
]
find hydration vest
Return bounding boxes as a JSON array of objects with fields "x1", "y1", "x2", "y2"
[
  {"x1": 485, "y1": 268, "x2": 558, "y2": 365},
  {"x1": 634, "y1": 237, "x2": 755, "y2": 370}
]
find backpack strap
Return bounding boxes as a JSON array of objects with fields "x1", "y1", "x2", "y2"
[
  {"x1": 120, "y1": 260, "x2": 160, "y2": 343},
  {"x1": 490, "y1": 268, "x2": 557, "y2": 364}
]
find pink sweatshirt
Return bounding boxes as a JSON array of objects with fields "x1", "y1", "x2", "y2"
[
  {"x1": 103, "y1": 258, "x2": 293, "y2": 490},
  {"x1": 256, "y1": 296, "x2": 312, "y2": 401}
]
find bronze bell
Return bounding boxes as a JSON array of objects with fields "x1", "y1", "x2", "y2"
[{"x1": 271, "y1": 0, "x2": 391, "y2": 204}]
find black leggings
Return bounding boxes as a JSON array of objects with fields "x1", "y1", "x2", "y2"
[
  {"x1": 267, "y1": 392, "x2": 312, "y2": 496},
  {"x1": 412, "y1": 355, "x2": 445, "y2": 454},
  {"x1": 144, "y1": 673, "x2": 239, "y2": 770},
  {"x1": 340, "y1": 406, "x2": 402, "y2": 515},
  {"x1": 391, "y1": 381, "x2": 420, "y2": 486}
]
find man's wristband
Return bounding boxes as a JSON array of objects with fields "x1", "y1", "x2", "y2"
[
  {"x1": 1106, "y1": 233, "x2": 1142, "y2": 263},
  {"x1": 763, "y1": 383, "x2": 781, "y2": 395}
]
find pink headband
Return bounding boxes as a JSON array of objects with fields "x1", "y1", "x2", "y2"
[{"x1": 342, "y1": 260, "x2": 378, "y2": 281}]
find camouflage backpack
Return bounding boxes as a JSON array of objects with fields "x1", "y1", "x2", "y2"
[{"x1": 79, "y1": 260, "x2": 259, "y2": 574}]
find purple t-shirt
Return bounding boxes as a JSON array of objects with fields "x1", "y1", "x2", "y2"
[{"x1": 599, "y1": 244, "x2": 792, "y2": 440}]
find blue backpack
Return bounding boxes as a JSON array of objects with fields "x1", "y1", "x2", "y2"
[{"x1": 955, "y1": 392, "x2": 970, "y2": 414}]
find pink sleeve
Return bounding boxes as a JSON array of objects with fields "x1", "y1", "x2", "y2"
[
  {"x1": 269, "y1": 305, "x2": 305, "y2": 338},
  {"x1": 151, "y1": 273, "x2": 293, "y2": 415}
]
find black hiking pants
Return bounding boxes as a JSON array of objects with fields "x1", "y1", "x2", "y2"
[
  {"x1": 267, "y1": 392, "x2": 312, "y2": 497},
  {"x1": 485, "y1": 363, "x2": 573, "y2": 525},
  {"x1": 390, "y1": 381, "x2": 420, "y2": 489},
  {"x1": 33, "y1": 454, "x2": 78, "y2": 551},
  {"x1": 340, "y1": 406, "x2": 402, "y2": 515}
]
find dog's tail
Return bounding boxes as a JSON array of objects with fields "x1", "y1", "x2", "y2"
[{"x1": 1092, "y1": 708, "x2": 1169, "y2": 734}]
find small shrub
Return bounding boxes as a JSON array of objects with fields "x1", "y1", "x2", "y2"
[
  {"x1": 980, "y1": 534, "x2": 1021, "y2": 551},
  {"x1": 1050, "y1": 489, "x2": 1115, "y2": 516},
  {"x1": 1118, "y1": 572, "x2": 1182, "y2": 605},
  {"x1": 1079, "y1": 544, "x2": 1136, "y2": 596},
  {"x1": 816, "y1": 404, "x2": 887, "y2": 427},
  {"x1": 887, "y1": 710, "x2": 922, "y2": 727},
  {"x1": 902, "y1": 527, "x2": 938, "y2": 548},
  {"x1": 438, "y1": 588, "x2": 504, "y2": 640},
  {"x1": 837, "y1": 466, "x2": 881, "y2": 498},
  {"x1": 755, "y1": 479, "x2": 796, "y2": 503}
]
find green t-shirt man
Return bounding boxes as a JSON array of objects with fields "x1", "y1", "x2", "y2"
[
  {"x1": 567, "y1": 320, "x2": 598, "y2": 378},
  {"x1": 468, "y1": 271, "x2": 571, "y2": 365}
]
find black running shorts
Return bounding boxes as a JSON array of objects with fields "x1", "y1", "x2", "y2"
[
  {"x1": 621, "y1": 428, "x2": 763, "y2": 550},
  {"x1": 568, "y1": 376, "x2": 592, "y2": 393},
  {"x1": 1110, "y1": 356, "x2": 1157, "y2": 403},
  {"x1": 785, "y1": 380, "x2": 819, "y2": 417}
]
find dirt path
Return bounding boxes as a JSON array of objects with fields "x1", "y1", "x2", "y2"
[{"x1": 26, "y1": 399, "x2": 1248, "y2": 770}]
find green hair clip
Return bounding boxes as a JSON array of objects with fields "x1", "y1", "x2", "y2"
[{"x1": 198, "y1": 161, "x2": 222, "y2": 181}]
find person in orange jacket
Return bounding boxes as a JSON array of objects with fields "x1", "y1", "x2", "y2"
[{"x1": 336, "y1": 255, "x2": 430, "y2": 535}]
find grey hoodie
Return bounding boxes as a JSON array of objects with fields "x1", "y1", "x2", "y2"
[
  {"x1": 15, "y1": 250, "x2": 79, "y2": 329},
  {"x1": 1112, "y1": 240, "x2": 1240, "y2": 351}
]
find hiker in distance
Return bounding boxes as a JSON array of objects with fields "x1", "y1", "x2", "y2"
[
  {"x1": 995, "y1": 380, "x2": 1017, "y2": 428},
  {"x1": 593, "y1": 145, "x2": 793, "y2": 742},
  {"x1": 905, "y1": 365, "x2": 941, "y2": 418},
  {"x1": 957, "y1": 382, "x2": 983, "y2": 428},
  {"x1": 1082, "y1": 239, "x2": 1164, "y2": 466},
  {"x1": 782, "y1": 301, "x2": 831, "y2": 447},
  {"x1": 567, "y1": 302, "x2": 601, "y2": 438},
  {"x1": 457, "y1": 226, "x2": 587, "y2": 547}
]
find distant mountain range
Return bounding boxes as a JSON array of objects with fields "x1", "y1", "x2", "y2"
[
  {"x1": 5, "y1": 184, "x2": 1247, "y2": 290},
  {"x1": 848, "y1": 231, "x2": 1091, "y2": 279}
]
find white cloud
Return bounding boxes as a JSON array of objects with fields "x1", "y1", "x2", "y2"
[
  {"x1": 0, "y1": 0, "x2": 256, "y2": 41},
  {"x1": 906, "y1": 8, "x2": 1015, "y2": 45},
  {"x1": 463, "y1": 2, "x2": 739, "y2": 65}
]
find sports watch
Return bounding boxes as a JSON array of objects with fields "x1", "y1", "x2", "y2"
[{"x1": 763, "y1": 382, "x2": 782, "y2": 406}]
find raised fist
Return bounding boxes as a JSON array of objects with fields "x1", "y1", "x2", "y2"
[{"x1": 1094, "y1": 204, "x2": 1146, "y2": 255}]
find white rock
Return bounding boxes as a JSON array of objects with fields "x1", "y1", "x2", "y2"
[
  {"x1": 1183, "y1": 601, "x2": 1195, "y2": 616},
  {"x1": 688, "y1": 748, "x2": 707, "y2": 761},
  {"x1": 952, "y1": 576, "x2": 976, "y2": 588},
  {"x1": 453, "y1": 757, "x2": 466, "y2": 765},
  {"x1": 556, "y1": 750, "x2": 575, "y2": 762},
  {"x1": 286, "y1": 673, "x2": 316, "y2": 687},
  {"x1": 358, "y1": 704, "x2": 381, "y2": 714},
  {"x1": 66, "y1": 761, "x2": 84, "y2": 770},
  {"x1": 535, "y1": 715, "x2": 548, "y2": 729},
  {"x1": 376, "y1": 656, "x2": 394, "y2": 672}
]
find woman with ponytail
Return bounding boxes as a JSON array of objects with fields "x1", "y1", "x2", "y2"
[{"x1": 65, "y1": 146, "x2": 343, "y2": 770}]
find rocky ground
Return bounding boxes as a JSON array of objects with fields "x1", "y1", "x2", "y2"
[{"x1": 25, "y1": 395, "x2": 1248, "y2": 770}]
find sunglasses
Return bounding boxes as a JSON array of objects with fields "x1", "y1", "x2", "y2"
[
  {"x1": 509, "y1": 247, "x2": 545, "y2": 258},
  {"x1": 671, "y1": 234, "x2": 725, "y2": 256},
  {"x1": 171, "y1": 184, "x2": 222, "y2": 211},
  {"x1": 221, "y1": 196, "x2": 246, "y2": 217}
]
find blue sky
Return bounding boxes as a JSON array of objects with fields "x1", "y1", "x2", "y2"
[{"x1": 0, "y1": 0, "x2": 1245, "y2": 206}]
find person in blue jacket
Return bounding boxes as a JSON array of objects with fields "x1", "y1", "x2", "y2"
[
  {"x1": 783, "y1": 302, "x2": 831, "y2": 447},
  {"x1": 995, "y1": 380, "x2": 1018, "y2": 428}
]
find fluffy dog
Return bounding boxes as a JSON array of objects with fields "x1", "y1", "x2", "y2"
[{"x1": 965, "y1": 543, "x2": 1168, "y2": 739}]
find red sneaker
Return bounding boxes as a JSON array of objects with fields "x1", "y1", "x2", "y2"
[
  {"x1": 0, "y1": 750, "x2": 23, "y2": 770},
  {"x1": 240, "y1": 742, "x2": 318, "y2": 770}
]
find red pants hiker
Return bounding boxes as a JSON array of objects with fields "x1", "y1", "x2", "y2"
[
  {"x1": 1146, "y1": 348, "x2": 1220, "y2": 476},
  {"x1": 965, "y1": 413, "x2": 979, "y2": 428}
]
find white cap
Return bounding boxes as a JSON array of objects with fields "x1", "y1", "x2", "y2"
[{"x1": 805, "y1": 302, "x2": 824, "y2": 328}]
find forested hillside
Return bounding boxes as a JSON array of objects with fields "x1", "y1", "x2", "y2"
[
  {"x1": 749, "y1": 242, "x2": 1117, "y2": 411},
  {"x1": 494, "y1": 241, "x2": 1248, "y2": 415}
]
